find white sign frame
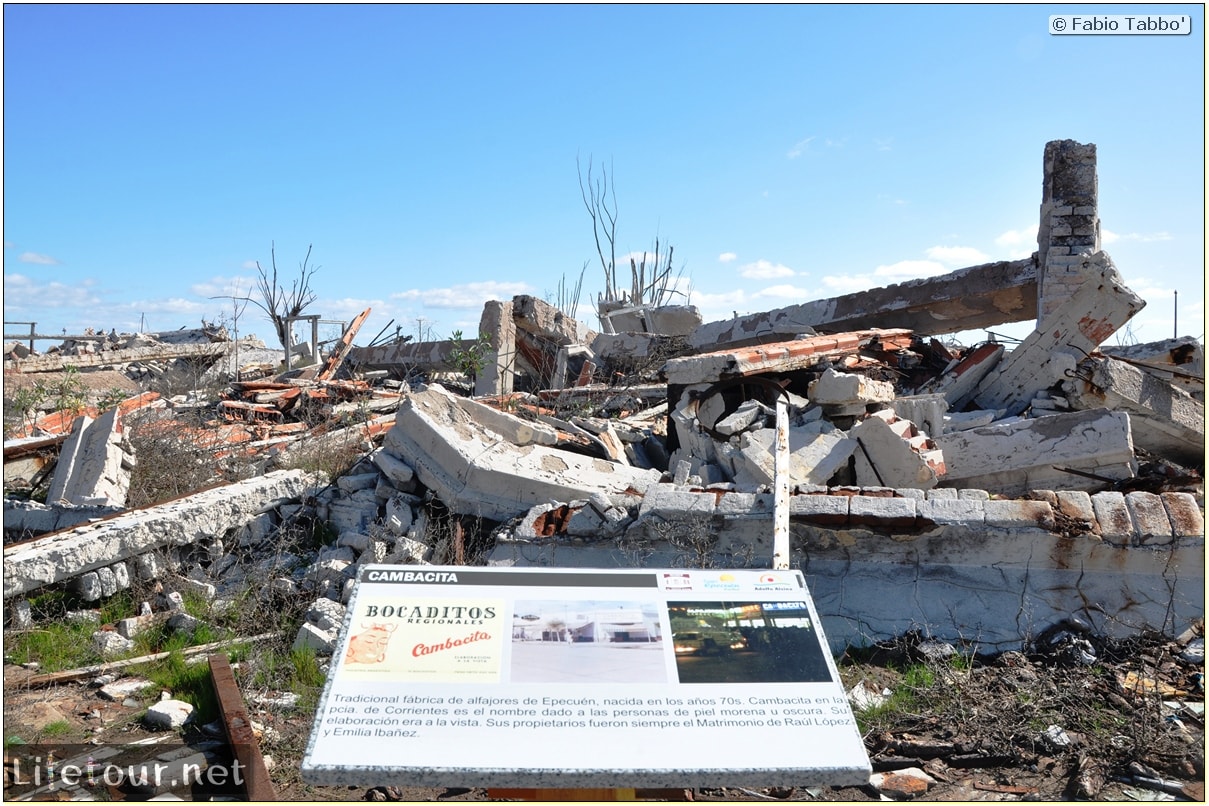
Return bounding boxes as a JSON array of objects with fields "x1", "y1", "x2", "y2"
[{"x1": 301, "y1": 566, "x2": 871, "y2": 788}]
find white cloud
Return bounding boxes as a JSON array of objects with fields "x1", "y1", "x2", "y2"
[
  {"x1": 753, "y1": 284, "x2": 810, "y2": 300},
  {"x1": 818, "y1": 274, "x2": 875, "y2": 294},
  {"x1": 241, "y1": 260, "x2": 260, "y2": 270},
  {"x1": 787, "y1": 137, "x2": 814, "y2": 159},
  {"x1": 873, "y1": 137, "x2": 893, "y2": 152},
  {"x1": 2, "y1": 273, "x2": 98, "y2": 308},
  {"x1": 994, "y1": 225, "x2": 1038, "y2": 259},
  {"x1": 718, "y1": 252, "x2": 737, "y2": 263},
  {"x1": 1102, "y1": 229, "x2": 1173, "y2": 244},
  {"x1": 739, "y1": 259, "x2": 796, "y2": 280},
  {"x1": 19, "y1": 251, "x2": 61, "y2": 265},
  {"x1": 873, "y1": 260, "x2": 948, "y2": 281},
  {"x1": 4, "y1": 241, "x2": 15, "y2": 249},
  {"x1": 389, "y1": 280, "x2": 534, "y2": 310},
  {"x1": 924, "y1": 245, "x2": 989, "y2": 266}
]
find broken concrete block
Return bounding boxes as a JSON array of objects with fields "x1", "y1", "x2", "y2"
[
  {"x1": 638, "y1": 485, "x2": 717, "y2": 520},
  {"x1": 326, "y1": 499, "x2": 378, "y2": 534},
  {"x1": 305, "y1": 597, "x2": 347, "y2": 633},
  {"x1": 973, "y1": 253, "x2": 1146, "y2": 416},
  {"x1": 732, "y1": 425, "x2": 857, "y2": 490},
  {"x1": 850, "y1": 414, "x2": 942, "y2": 491},
  {"x1": 943, "y1": 409, "x2": 1003, "y2": 432},
  {"x1": 45, "y1": 408, "x2": 135, "y2": 507},
  {"x1": 789, "y1": 494, "x2": 849, "y2": 526},
  {"x1": 384, "y1": 535, "x2": 431, "y2": 564},
  {"x1": 166, "y1": 612, "x2": 200, "y2": 636},
  {"x1": 1124, "y1": 491, "x2": 1174, "y2": 546},
  {"x1": 918, "y1": 498, "x2": 986, "y2": 526},
  {"x1": 7, "y1": 599, "x2": 32, "y2": 630},
  {"x1": 93, "y1": 630, "x2": 135, "y2": 657},
  {"x1": 1102, "y1": 336, "x2": 1204, "y2": 400},
  {"x1": 715, "y1": 399, "x2": 773, "y2": 436},
  {"x1": 369, "y1": 447, "x2": 418, "y2": 493},
  {"x1": 1162, "y1": 492, "x2": 1204, "y2": 538},
  {"x1": 934, "y1": 409, "x2": 1136, "y2": 497},
  {"x1": 144, "y1": 699, "x2": 194, "y2": 730},
  {"x1": 336, "y1": 472, "x2": 380, "y2": 494},
  {"x1": 116, "y1": 613, "x2": 162, "y2": 639},
  {"x1": 644, "y1": 304, "x2": 703, "y2": 336},
  {"x1": 99, "y1": 677, "x2": 156, "y2": 701},
  {"x1": 848, "y1": 495, "x2": 916, "y2": 529},
  {"x1": 474, "y1": 298, "x2": 516, "y2": 397},
  {"x1": 889, "y1": 394, "x2": 947, "y2": 439},
  {"x1": 293, "y1": 622, "x2": 337, "y2": 655},
  {"x1": 72, "y1": 571, "x2": 103, "y2": 601},
  {"x1": 336, "y1": 531, "x2": 372, "y2": 554},
  {"x1": 177, "y1": 576, "x2": 216, "y2": 601},
  {"x1": 96, "y1": 566, "x2": 118, "y2": 598},
  {"x1": 384, "y1": 384, "x2": 659, "y2": 521},
  {"x1": 809, "y1": 368, "x2": 895, "y2": 407},
  {"x1": 385, "y1": 494, "x2": 415, "y2": 536},
  {"x1": 4, "y1": 470, "x2": 326, "y2": 600},
  {"x1": 1062, "y1": 356, "x2": 1204, "y2": 466},
  {"x1": 983, "y1": 499, "x2": 1055, "y2": 531},
  {"x1": 1090, "y1": 491, "x2": 1133, "y2": 546}
]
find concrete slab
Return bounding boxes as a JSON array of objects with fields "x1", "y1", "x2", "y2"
[
  {"x1": 1062, "y1": 356, "x2": 1204, "y2": 466},
  {"x1": 383, "y1": 384, "x2": 659, "y2": 521},
  {"x1": 3, "y1": 469, "x2": 326, "y2": 599},
  {"x1": 688, "y1": 259, "x2": 1037, "y2": 351},
  {"x1": 934, "y1": 409, "x2": 1136, "y2": 497},
  {"x1": 46, "y1": 408, "x2": 134, "y2": 507}
]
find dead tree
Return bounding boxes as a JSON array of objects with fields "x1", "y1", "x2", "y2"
[
  {"x1": 249, "y1": 242, "x2": 320, "y2": 353},
  {"x1": 577, "y1": 154, "x2": 620, "y2": 302}
]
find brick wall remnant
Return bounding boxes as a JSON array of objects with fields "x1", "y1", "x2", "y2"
[{"x1": 1038, "y1": 139, "x2": 1101, "y2": 321}]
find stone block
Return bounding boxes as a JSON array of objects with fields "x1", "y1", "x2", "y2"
[
  {"x1": 716, "y1": 492, "x2": 771, "y2": 517},
  {"x1": 918, "y1": 498, "x2": 985, "y2": 526},
  {"x1": 305, "y1": 597, "x2": 347, "y2": 633},
  {"x1": 1161, "y1": 492, "x2": 1204, "y2": 538},
  {"x1": 638, "y1": 485, "x2": 716, "y2": 519},
  {"x1": 384, "y1": 384, "x2": 659, "y2": 522},
  {"x1": 370, "y1": 447, "x2": 416, "y2": 489},
  {"x1": 809, "y1": 368, "x2": 895, "y2": 405},
  {"x1": 789, "y1": 494, "x2": 849, "y2": 526},
  {"x1": 4, "y1": 470, "x2": 326, "y2": 600},
  {"x1": 93, "y1": 630, "x2": 135, "y2": 657},
  {"x1": 850, "y1": 415, "x2": 941, "y2": 490},
  {"x1": 848, "y1": 496, "x2": 916, "y2": 529},
  {"x1": 72, "y1": 571, "x2": 102, "y2": 601},
  {"x1": 1091, "y1": 492, "x2": 1133, "y2": 546},
  {"x1": 983, "y1": 499, "x2": 1055, "y2": 531},
  {"x1": 292, "y1": 622, "x2": 337, "y2": 655},
  {"x1": 385, "y1": 493, "x2": 416, "y2": 536},
  {"x1": 1125, "y1": 491, "x2": 1174, "y2": 546},
  {"x1": 336, "y1": 531, "x2": 373, "y2": 554},
  {"x1": 336, "y1": 472, "x2": 380, "y2": 493},
  {"x1": 1063, "y1": 356, "x2": 1204, "y2": 466},
  {"x1": 96, "y1": 566, "x2": 118, "y2": 598},
  {"x1": 1055, "y1": 490, "x2": 1098, "y2": 535}
]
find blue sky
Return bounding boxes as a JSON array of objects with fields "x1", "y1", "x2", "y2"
[{"x1": 4, "y1": 4, "x2": 1204, "y2": 350}]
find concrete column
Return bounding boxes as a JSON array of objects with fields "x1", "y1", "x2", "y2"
[
  {"x1": 475, "y1": 299, "x2": 515, "y2": 397},
  {"x1": 1038, "y1": 139, "x2": 1100, "y2": 321}
]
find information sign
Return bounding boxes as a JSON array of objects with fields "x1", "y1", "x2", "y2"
[{"x1": 301, "y1": 566, "x2": 871, "y2": 788}]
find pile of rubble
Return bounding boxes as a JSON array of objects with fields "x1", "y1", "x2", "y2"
[{"x1": 2, "y1": 138, "x2": 1203, "y2": 661}]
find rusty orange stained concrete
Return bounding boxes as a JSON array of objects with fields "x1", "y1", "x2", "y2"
[{"x1": 662, "y1": 328, "x2": 915, "y2": 384}]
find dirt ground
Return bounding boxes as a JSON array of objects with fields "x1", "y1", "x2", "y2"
[{"x1": 4, "y1": 625, "x2": 1202, "y2": 802}]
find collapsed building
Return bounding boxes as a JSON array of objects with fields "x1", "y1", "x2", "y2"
[{"x1": 3, "y1": 139, "x2": 1203, "y2": 659}]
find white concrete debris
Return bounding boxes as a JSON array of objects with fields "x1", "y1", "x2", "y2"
[
  {"x1": 934, "y1": 409, "x2": 1136, "y2": 497},
  {"x1": 46, "y1": 408, "x2": 136, "y2": 507},
  {"x1": 144, "y1": 699, "x2": 194, "y2": 730},
  {"x1": 1062, "y1": 356, "x2": 1205, "y2": 466},
  {"x1": 849, "y1": 411, "x2": 944, "y2": 490},
  {"x1": 4, "y1": 469, "x2": 326, "y2": 599},
  {"x1": 383, "y1": 384, "x2": 659, "y2": 521}
]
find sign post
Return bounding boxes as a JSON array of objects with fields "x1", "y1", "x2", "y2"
[{"x1": 302, "y1": 566, "x2": 871, "y2": 790}]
